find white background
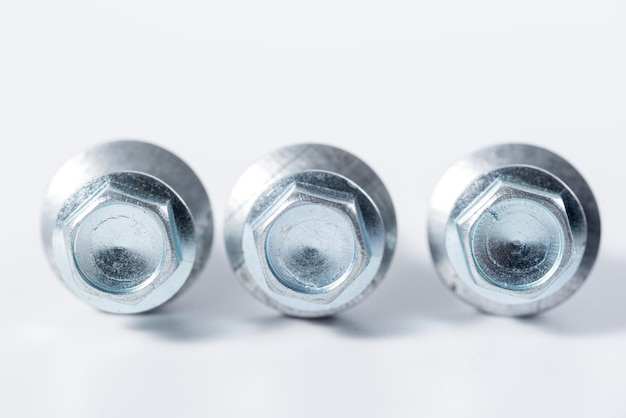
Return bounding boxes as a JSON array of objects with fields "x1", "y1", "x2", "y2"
[{"x1": 1, "y1": 0, "x2": 625, "y2": 417}]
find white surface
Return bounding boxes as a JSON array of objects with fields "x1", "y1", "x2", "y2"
[{"x1": 1, "y1": 1, "x2": 625, "y2": 417}]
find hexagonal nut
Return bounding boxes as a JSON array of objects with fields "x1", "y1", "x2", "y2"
[
  {"x1": 249, "y1": 181, "x2": 372, "y2": 304},
  {"x1": 454, "y1": 179, "x2": 576, "y2": 297},
  {"x1": 54, "y1": 173, "x2": 186, "y2": 303}
]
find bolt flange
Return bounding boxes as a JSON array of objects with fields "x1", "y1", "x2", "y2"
[
  {"x1": 41, "y1": 140, "x2": 213, "y2": 313},
  {"x1": 225, "y1": 144, "x2": 397, "y2": 317},
  {"x1": 428, "y1": 143, "x2": 601, "y2": 316}
]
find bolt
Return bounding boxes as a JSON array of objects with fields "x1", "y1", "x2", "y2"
[
  {"x1": 224, "y1": 144, "x2": 397, "y2": 317},
  {"x1": 428, "y1": 144, "x2": 601, "y2": 316},
  {"x1": 41, "y1": 140, "x2": 213, "y2": 313}
]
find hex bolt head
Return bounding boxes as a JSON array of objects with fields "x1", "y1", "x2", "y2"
[
  {"x1": 428, "y1": 144, "x2": 601, "y2": 316},
  {"x1": 41, "y1": 140, "x2": 213, "y2": 313},
  {"x1": 224, "y1": 144, "x2": 397, "y2": 317}
]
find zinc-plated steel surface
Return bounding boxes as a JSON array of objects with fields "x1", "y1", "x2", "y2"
[
  {"x1": 41, "y1": 140, "x2": 213, "y2": 313},
  {"x1": 428, "y1": 143, "x2": 601, "y2": 316},
  {"x1": 225, "y1": 144, "x2": 397, "y2": 317}
]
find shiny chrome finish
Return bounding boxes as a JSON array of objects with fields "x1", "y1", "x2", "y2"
[
  {"x1": 225, "y1": 144, "x2": 397, "y2": 317},
  {"x1": 41, "y1": 140, "x2": 213, "y2": 313},
  {"x1": 428, "y1": 144, "x2": 601, "y2": 316}
]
